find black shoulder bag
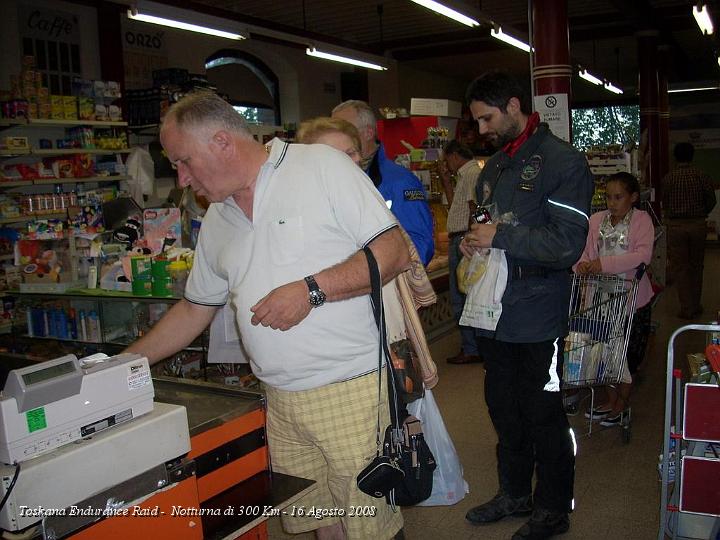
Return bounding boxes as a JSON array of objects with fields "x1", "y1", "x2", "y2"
[{"x1": 356, "y1": 247, "x2": 436, "y2": 508}]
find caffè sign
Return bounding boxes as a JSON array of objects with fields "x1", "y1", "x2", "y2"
[{"x1": 19, "y1": 4, "x2": 80, "y2": 43}]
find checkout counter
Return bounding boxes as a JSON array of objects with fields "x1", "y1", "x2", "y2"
[{"x1": 0, "y1": 354, "x2": 315, "y2": 540}]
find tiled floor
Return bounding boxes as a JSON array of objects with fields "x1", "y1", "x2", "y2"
[{"x1": 268, "y1": 245, "x2": 719, "y2": 539}]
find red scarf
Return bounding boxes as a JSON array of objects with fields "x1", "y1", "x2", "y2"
[{"x1": 502, "y1": 112, "x2": 540, "y2": 157}]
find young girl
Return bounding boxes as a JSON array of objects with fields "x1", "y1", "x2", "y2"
[{"x1": 574, "y1": 172, "x2": 655, "y2": 425}]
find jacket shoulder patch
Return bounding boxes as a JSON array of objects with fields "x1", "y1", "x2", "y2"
[{"x1": 404, "y1": 189, "x2": 426, "y2": 201}]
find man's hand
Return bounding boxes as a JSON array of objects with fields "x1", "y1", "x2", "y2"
[
  {"x1": 460, "y1": 222, "x2": 497, "y2": 257},
  {"x1": 250, "y1": 280, "x2": 312, "y2": 331}
]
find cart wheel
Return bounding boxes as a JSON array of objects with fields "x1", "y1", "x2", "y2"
[{"x1": 622, "y1": 426, "x2": 631, "y2": 444}]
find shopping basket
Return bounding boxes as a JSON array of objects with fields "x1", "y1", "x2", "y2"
[{"x1": 563, "y1": 271, "x2": 641, "y2": 441}]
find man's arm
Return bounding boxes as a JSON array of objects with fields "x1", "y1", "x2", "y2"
[
  {"x1": 249, "y1": 226, "x2": 410, "y2": 331},
  {"x1": 124, "y1": 299, "x2": 219, "y2": 365},
  {"x1": 439, "y1": 160, "x2": 455, "y2": 206}
]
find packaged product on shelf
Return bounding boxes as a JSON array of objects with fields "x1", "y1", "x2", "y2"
[
  {"x1": 1, "y1": 136, "x2": 29, "y2": 150},
  {"x1": 51, "y1": 159, "x2": 75, "y2": 178},
  {"x1": 63, "y1": 95, "x2": 78, "y2": 120},
  {"x1": 105, "y1": 81, "x2": 121, "y2": 98},
  {"x1": 72, "y1": 77, "x2": 94, "y2": 98},
  {"x1": 71, "y1": 154, "x2": 95, "y2": 178},
  {"x1": 0, "y1": 195, "x2": 21, "y2": 218},
  {"x1": 108, "y1": 104, "x2": 122, "y2": 122},
  {"x1": 94, "y1": 104, "x2": 108, "y2": 121},
  {"x1": 93, "y1": 80, "x2": 106, "y2": 99},
  {"x1": 78, "y1": 97, "x2": 95, "y2": 120},
  {"x1": 50, "y1": 95, "x2": 64, "y2": 119},
  {"x1": 25, "y1": 219, "x2": 65, "y2": 240},
  {"x1": 143, "y1": 208, "x2": 181, "y2": 255}
]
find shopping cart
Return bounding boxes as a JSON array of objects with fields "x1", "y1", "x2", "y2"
[
  {"x1": 563, "y1": 271, "x2": 641, "y2": 443},
  {"x1": 658, "y1": 324, "x2": 720, "y2": 540}
]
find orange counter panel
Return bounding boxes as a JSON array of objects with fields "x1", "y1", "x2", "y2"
[
  {"x1": 188, "y1": 408, "x2": 265, "y2": 459},
  {"x1": 197, "y1": 446, "x2": 268, "y2": 502},
  {"x1": 70, "y1": 477, "x2": 202, "y2": 540}
]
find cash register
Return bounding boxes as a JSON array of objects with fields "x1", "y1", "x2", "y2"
[{"x1": 0, "y1": 353, "x2": 190, "y2": 533}]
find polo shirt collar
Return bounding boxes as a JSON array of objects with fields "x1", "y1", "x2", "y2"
[{"x1": 264, "y1": 138, "x2": 290, "y2": 169}]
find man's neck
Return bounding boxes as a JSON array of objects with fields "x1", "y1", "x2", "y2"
[
  {"x1": 516, "y1": 114, "x2": 530, "y2": 137},
  {"x1": 231, "y1": 140, "x2": 271, "y2": 216},
  {"x1": 363, "y1": 139, "x2": 379, "y2": 160}
]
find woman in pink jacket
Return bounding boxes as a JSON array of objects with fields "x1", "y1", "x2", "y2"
[{"x1": 575, "y1": 172, "x2": 655, "y2": 426}]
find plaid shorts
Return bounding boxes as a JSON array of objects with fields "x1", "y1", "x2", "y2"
[{"x1": 265, "y1": 370, "x2": 403, "y2": 539}]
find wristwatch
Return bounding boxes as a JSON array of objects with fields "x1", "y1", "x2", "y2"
[{"x1": 304, "y1": 275, "x2": 326, "y2": 307}]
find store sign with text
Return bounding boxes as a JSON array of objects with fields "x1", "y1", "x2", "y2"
[
  {"x1": 19, "y1": 4, "x2": 80, "y2": 43},
  {"x1": 121, "y1": 18, "x2": 168, "y2": 54},
  {"x1": 534, "y1": 93, "x2": 570, "y2": 143}
]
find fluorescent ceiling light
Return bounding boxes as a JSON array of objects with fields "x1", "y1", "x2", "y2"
[
  {"x1": 604, "y1": 82, "x2": 623, "y2": 94},
  {"x1": 491, "y1": 27, "x2": 531, "y2": 53},
  {"x1": 127, "y1": 1, "x2": 247, "y2": 40},
  {"x1": 668, "y1": 85, "x2": 720, "y2": 93},
  {"x1": 409, "y1": 0, "x2": 479, "y2": 27},
  {"x1": 579, "y1": 69, "x2": 603, "y2": 86},
  {"x1": 693, "y1": 4, "x2": 714, "y2": 35},
  {"x1": 306, "y1": 47, "x2": 387, "y2": 71}
]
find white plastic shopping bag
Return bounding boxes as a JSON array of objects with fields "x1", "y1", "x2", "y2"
[
  {"x1": 407, "y1": 388, "x2": 469, "y2": 506},
  {"x1": 459, "y1": 248, "x2": 508, "y2": 331}
]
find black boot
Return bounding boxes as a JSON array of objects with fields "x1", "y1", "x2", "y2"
[
  {"x1": 466, "y1": 491, "x2": 532, "y2": 524},
  {"x1": 512, "y1": 508, "x2": 569, "y2": 539}
]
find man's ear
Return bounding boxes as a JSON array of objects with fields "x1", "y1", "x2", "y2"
[
  {"x1": 506, "y1": 97, "x2": 522, "y2": 116},
  {"x1": 210, "y1": 130, "x2": 233, "y2": 156}
]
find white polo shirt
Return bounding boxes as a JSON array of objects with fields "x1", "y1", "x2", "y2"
[{"x1": 185, "y1": 140, "x2": 398, "y2": 391}]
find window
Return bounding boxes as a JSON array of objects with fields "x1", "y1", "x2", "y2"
[{"x1": 571, "y1": 105, "x2": 640, "y2": 151}]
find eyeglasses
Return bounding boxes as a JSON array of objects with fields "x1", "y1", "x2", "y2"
[{"x1": 170, "y1": 156, "x2": 191, "y2": 170}]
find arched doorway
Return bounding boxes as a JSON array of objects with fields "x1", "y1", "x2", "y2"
[{"x1": 205, "y1": 49, "x2": 281, "y2": 126}]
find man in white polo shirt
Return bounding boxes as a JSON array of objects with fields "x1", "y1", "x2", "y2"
[{"x1": 125, "y1": 92, "x2": 409, "y2": 540}]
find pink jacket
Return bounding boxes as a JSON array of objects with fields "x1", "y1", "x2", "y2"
[{"x1": 574, "y1": 209, "x2": 655, "y2": 309}]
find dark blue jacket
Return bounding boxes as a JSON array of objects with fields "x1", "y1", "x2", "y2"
[
  {"x1": 367, "y1": 144, "x2": 435, "y2": 265},
  {"x1": 476, "y1": 123, "x2": 594, "y2": 343}
]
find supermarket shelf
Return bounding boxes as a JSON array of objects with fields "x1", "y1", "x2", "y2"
[
  {"x1": 0, "y1": 176, "x2": 126, "y2": 188},
  {"x1": 0, "y1": 148, "x2": 31, "y2": 157},
  {"x1": 0, "y1": 212, "x2": 67, "y2": 225},
  {"x1": 1, "y1": 119, "x2": 127, "y2": 128},
  {"x1": 33, "y1": 175, "x2": 127, "y2": 185},
  {"x1": 29, "y1": 148, "x2": 131, "y2": 156},
  {"x1": 27, "y1": 119, "x2": 128, "y2": 128},
  {"x1": 0, "y1": 181, "x2": 33, "y2": 187}
]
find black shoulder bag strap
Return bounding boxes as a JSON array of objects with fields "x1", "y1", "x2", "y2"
[{"x1": 363, "y1": 246, "x2": 402, "y2": 456}]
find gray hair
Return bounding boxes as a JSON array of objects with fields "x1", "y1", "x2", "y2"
[
  {"x1": 164, "y1": 91, "x2": 251, "y2": 138},
  {"x1": 332, "y1": 100, "x2": 377, "y2": 137}
]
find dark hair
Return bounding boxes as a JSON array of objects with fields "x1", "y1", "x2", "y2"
[
  {"x1": 443, "y1": 139, "x2": 474, "y2": 160},
  {"x1": 607, "y1": 172, "x2": 641, "y2": 196},
  {"x1": 465, "y1": 71, "x2": 532, "y2": 115},
  {"x1": 673, "y1": 142, "x2": 694, "y2": 163}
]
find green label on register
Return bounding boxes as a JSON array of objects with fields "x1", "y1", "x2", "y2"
[{"x1": 26, "y1": 407, "x2": 47, "y2": 433}]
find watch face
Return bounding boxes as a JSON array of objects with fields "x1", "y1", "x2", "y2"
[{"x1": 309, "y1": 289, "x2": 326, "y2": 306}]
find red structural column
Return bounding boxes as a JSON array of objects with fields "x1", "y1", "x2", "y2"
[
  {"x1": 638, "y1": 31, "x2": 661, "y2": 215},
  {"x1": 532, "y1": 0, "x2": 572, "y2": 98}
]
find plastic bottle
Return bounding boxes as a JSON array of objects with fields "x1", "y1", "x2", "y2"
[
  {"x1": 168, "y1": 260, "x2": 189, "y2": 297},
  {"x1": 26, "y1": 307, "x2": 33, "y2": 337},
  {"x1": 79, "y1": 310, "x2": 87, "y2": 341},
  {"x1": 87, "y1": 311, "x2": 100, "y2": 342},
  {"x1": 68, "y1": 308, "x2": 78, "y2": 339}
]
